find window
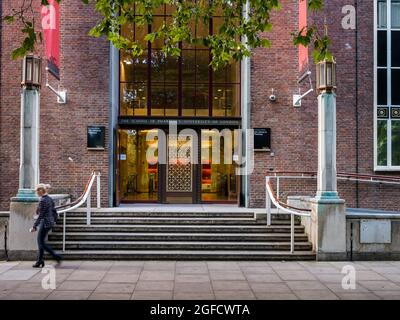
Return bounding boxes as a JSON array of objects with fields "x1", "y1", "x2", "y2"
[
  {"x1": 375, "y1": 0, "x2": 400, "y2": 169},
  {"x1": 119, "y1": 3, "x2": 240, "y2": 117}
]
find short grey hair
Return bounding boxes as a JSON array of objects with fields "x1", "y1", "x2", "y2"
[{"x1": 35, "y1": 183, "x2": 48, "y2": 193}]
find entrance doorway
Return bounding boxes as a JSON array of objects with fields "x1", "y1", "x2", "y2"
[{"x1": 117, "y1": 128, "x2": 239, "y2": 204}]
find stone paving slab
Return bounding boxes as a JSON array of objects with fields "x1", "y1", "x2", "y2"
[
  {"x1": 132, "y1": 290, "x2": 173, "y2": 300},
  {"x1": 1, "y1": 260, "x2": 400, "y2": 300},
  {"x1": 0, "y1": 269, "x2": 40, "y2": 281}
]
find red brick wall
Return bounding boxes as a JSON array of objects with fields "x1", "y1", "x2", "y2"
[{"x1": 0, "y1": 1, "x2": 109, "y2": 210}]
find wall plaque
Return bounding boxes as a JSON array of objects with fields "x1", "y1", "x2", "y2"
[
  {"x1": 254, "y1": 128, "x2": 271, "y2": 151},
  {"x1": 87, "y1": 126, "x2": 105, "y2": 150}
]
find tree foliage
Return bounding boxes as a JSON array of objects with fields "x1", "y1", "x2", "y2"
[{"x1": 3, "y1": 0, "x2": 331, "y2": 69}]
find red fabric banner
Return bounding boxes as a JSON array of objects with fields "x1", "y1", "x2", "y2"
[
  {"x1": 298, "y1": 0, "x2": 308, "y2": 72},
  {"x1": 41, "y1": 0, "x2": 60, "y2": 79}
]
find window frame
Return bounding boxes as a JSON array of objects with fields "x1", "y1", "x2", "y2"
[
  {"x1": 374, "y1": 0, "x2": 400, "y2": 170},
  {"x1": 118, "y1": 5, "x2": 241, "y2": 118}
]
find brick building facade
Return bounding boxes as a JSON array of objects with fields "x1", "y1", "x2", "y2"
[{"x1": 1, "y1": 0, "x2": 399, "y2": 211}]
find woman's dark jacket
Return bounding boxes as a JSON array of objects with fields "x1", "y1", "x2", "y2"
[{"x1": 33, "y1": 195, "x2": 56, "y2": 229}]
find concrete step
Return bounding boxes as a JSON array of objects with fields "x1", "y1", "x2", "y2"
[
  {"x1": 65, "y1": 211, "x2": 256, "y2": 218},
  {"x1": 52, "y1": 250, "x2": 316, "y2": 260},
  {"x1": 48, "y1": 232, "x2": 309, "y2": 242},
  {"x1": 51, "y1": 224, "x2": 306, "y2": 234},
  {"x1": 49, "y1": 241, "x2": 313, "y2": 251},
  {"x1": 58, "y1": 217, "x2": 301, "y2": 226}
]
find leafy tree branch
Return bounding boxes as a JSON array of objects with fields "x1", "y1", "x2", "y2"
[{"x1": 2, "y1": 0, "x2": 332, "y2": 69}]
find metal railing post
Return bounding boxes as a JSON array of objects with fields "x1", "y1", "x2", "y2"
[
  {"x1": 290, "y1": 213, "x2": 294, "y2": 253},
  {"x1": 277, "y1": 176, "x2": 280, "y2": 200},
  {"x1": 266, "y1": 177, "x2": 272, "y2": 226},
  {"x1": 62, "y1": 212, "x2": 66, "y2": 252},
  {"x1": 96, "y1": 173, "x2": 101, "y2": 209},
  {"x1": 87, "y1": 190, "x2": 91, "y2": 226}
]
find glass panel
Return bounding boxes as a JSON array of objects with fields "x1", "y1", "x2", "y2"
[
  {"x1": 195, "y1": 51, "x2": 210, "y2": 83},
  {"x1": 182, "y1": 50, "x2": 196, "y2": 83},
  {"x1": 182, "y1": 84, "x2": 209, "y2": 116},
  {"x1": 121, "y1": 22, "x2": 148, "y2": 47},
  {"x1": 212, "y1": 84, "x2": 240, "y2": 117},
  {"x1": 151, "y1": 50, "x2": 179, "y2": 84},
  {"x1": 120, "y1": 83, "x2": 148, "y2": 116},
  {"x1": 213, "y1": 60, "x2": 240, "y2": 83},
  {"x1": 183, "y1": 19, "x2": 209, "y2": 49},
  {"x1": 182, "y1": 50, "x2": 209, "y2": 83},
  {"x1": 377, "y1": 120, "x2": 388, "y2": 166},
  {"x1": 392, "y1": 121, "x2": 400, "y2": 165},
  {"x1": 213, "y1": 17, "x2": 224, "y2": 34},
  {"x1": 392, "y1": 0, "x2": 400, "y2": 28},
  {"x1": 378, "y1": 31, "x2": 387, "y2": 67},
  {"x1": 378, "y1": 0, "x2": 387, "y2": 28},
  {"x1": 201, "y1": 129, "x2": 238, "y2": 202},
  {"x1": 165, "y1": 4, "x2": 176, "y2": 15},
  {"x1": 120, "y1": 51, "x2": 148, "y2": 83},
  {"x1": 121, "y1": 23, "x2": 134, "y2": 39},
  {"x1": 378, "y1": 68, "x2": 388, "y2": 105},
  {"x1": 153, "y1": 4, "x2": 165, "y2": 15},
  {"x1": 392, "y1": 69, "x2": 400, "y2": 104},
  {"x1": 152, "y1": 17, "x2": 166, "y2": 49},
  {"x1": 119, "y1": 129, "x2": 159, "y2": 201},
  {"x1": 392, "y1": 31, "x2": 400, "y2": 66},
  {"x1": 151, "y1": 85, "x2": 178, "y2": 116}
]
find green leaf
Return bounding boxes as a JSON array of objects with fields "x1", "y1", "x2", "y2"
[{"x1": 3, "y1": 15, "x2": 15, "y2": 23}]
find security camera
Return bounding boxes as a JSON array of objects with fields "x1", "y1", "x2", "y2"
[{"x1": 269, "y1": 89, "x2": 277, "y2": 102}]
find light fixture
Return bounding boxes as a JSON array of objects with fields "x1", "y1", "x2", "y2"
[
  {"x1": 316, "y1": 59, "x2": 336, "y2": 93},
  {"x1": 45, "y1": 67, "x2": 67, "y2": 104},
  {"x1": 124, "y1": 57, "x2": 133, "y2": 65},
  {"x1": 21, "y1": 54, "x2": 42, "y2": 89}
]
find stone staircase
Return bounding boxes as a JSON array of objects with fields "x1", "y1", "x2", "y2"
[{"x1": 48, "y1": 210, "x2": 315, "y2": 260}]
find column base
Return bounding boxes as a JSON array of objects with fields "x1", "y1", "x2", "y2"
[
  {"x1": 9, "y1": 200, "x2": 39, "y2": 252},
  {"x1": 310, "y1": 197, "x2": 347, "y2": 261},
  {"x1": 315, "y1": 191, "x2": 342, "y2": 203},
  {"x1": 11, "y1": 189, "x2": 38, "y2": 202}
]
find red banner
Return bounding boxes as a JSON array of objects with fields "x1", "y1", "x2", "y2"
[
  {"x1": 41, "y1": 0, "x2": 60, "y2": 79},
  {"x1": 298, "y1": 0, "x2": 308, "y2": 72}
]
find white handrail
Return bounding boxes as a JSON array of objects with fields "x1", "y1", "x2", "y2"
[
  {"x1": 266, "y1": 172, "x2": 400, "y2": 254},
  {"x1": 57, "y1": 171, "x2": 101, "y2": 252},
  {"x1": 266, "y1": 177, "x2": 311, "y2": 253}
]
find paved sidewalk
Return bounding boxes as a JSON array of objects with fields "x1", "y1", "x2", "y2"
[{"x1": 1, "y1": 260, "x2": 400, "y2": 300}]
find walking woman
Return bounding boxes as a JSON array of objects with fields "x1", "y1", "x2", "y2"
[{"x1": 30, "y1": 183, "x2": 63, "y2": 268}]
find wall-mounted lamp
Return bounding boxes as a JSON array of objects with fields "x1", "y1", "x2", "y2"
[
  {"x1": 45, "y1": 67, "x2": 67, "y2": 104},
  {"x1": 293, "y1": 70, "x2": 313, "y2": 107}
]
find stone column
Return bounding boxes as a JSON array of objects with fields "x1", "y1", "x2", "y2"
[
  {"x1": 316, "y1": 92, "x2": 339, "y2": 201},
  {"x1": 13, "y1": 88, "x2": 40, "y2": 201},
  {"x1": 9, "y1": 70, "x2": 41, "y2": 259},
  {"x1": 310, "y1": 62, "x2": 347, "y2": 260}
]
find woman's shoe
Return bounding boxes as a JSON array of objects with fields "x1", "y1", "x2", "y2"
[
  {"x1": 55, "y1": 255, "x2": 63, "y2": 263},
  {"x1": 32, "y1": 261, "x2": 44, "y2": 268}
]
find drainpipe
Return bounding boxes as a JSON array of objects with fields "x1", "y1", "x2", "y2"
[
  {"x1": 4, "y1": 222, "x2": 9, "y2": 261},
  {"x1": 241, "y1": 1, "x2": 251, "y2": 207},
  {"x1": 355, "y1": 0, "x2": 360, "y2": 208}
]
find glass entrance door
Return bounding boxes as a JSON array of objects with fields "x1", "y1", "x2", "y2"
[
  {"x1": 118, "y1": 129, "x2": 159, "y2": 202},
  {"x1": 165, "y1": 133, "x2": 196, "y2": 203},
  {"x1": 200, "y1": 129, "x2": 238, "y2": 202}
]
